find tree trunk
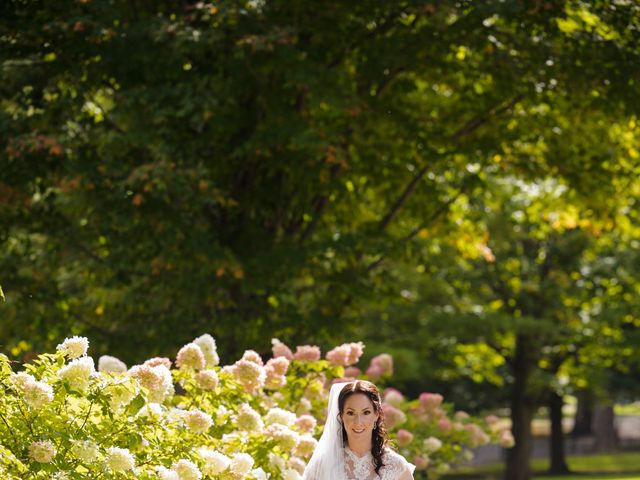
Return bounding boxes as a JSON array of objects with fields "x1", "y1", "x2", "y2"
[
  {"x1": 548, "y1": 392, "x2": 570, "y2": 474},
  {"x1": 593, "y1": 401, "x2": 619, "y2": 452},
  {"x1": 571, "y1": 389, "x2": 593, "y2": 437},
  {"x1": 504, "y1": 334, "x2": 536, "y2": 480}
]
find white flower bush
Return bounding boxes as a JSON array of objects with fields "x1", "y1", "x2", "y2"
[{"x1": 0, "y1": 335, "x2": 508, "y2": 479}]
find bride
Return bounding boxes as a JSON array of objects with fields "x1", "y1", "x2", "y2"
[{"x1": 303, "y1": 380, "x2": 415, "y2": 480}]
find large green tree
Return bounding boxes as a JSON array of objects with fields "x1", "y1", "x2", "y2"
[{"x1": 2, "y1": 2, "x2": 640, "y2": 478}]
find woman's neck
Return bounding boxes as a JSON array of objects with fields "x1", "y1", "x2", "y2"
[{"x1": 347, "y1": 438, "x2": 372, "y2": 456}]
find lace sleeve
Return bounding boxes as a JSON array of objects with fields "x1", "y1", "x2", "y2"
[{"x1": 382, "y1": 449, "x2": 415, "y2": 479}]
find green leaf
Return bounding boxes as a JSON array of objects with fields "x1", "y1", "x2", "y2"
[{"x1": 126, "y1": 394, "x2": 145, "y2": 416}]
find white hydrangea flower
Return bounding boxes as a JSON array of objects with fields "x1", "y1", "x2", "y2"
[
  {"x1": 294, "y1": 435, "x2": 318, "y2": 458},
  {"x1": 423, "y1": 436, "x2": 443, "y2": 453},
  {"x1": 98, "y1": 355, "x2": 127, "y2": 373},
  {"x1": 236, "y1": 404, "x2": 264, "y2": 432},
  {"x1": 284, "y1": 468, "x2": 302, "y2": 480},
  {"x1": 23, "y1": 379, "x2": 54, "y2": 409},
  {"x1": 289, "y1": 456, "x2": 306, "y2": 475},
  {"x1": 195, "y1": 369, "x2": 219, "y2": 390},
  {"x1": 230, "y1": 453, "x2": 254, "y2": 476},
  {"x1": 176, "y1": 343, "x2": 205, "y2": 370},
  {"x1": 10, "y1": 372, "x2": 36, "y2": 390},
  {"x1": 199, "y1": 448, "x2": 231, "y2": 475},
  {"x1": 268, "y1": 452, "x2": 285, "y2": 472},
  {"x1": 156, "y1": 466, "x2": 179, "y2": 480},
  {"x1": 171, "y1": 459, "x2": 202, "y2": 480},
  {"x1": 57, "y1": 336, "x2": 89, "y2": 359},
  {"x1": 264, "y1": 407, "x2": 296, "y2": 427},
  {"x1": 129, "y1": 364, "x2": 172, "y2": 402},
  {"x1": 28, "y1": 440, "x2": 56, "y2": 463},
  {"x1": 193, "y1": 334, "x2": 219, "y2": 367},
  {"x1": 106, "y1": 446, "x2": 135, "y2": 472},
  {"x1": 136, "y1": 403, "x2": 163, "y2": 419},
  {"x1": 265, "y1": 423, "x2": 299, "y2": 450},
  {"x1": 185, "y1": 409, "x2": 213, "y2": 433},
  {"x1": 250, "y1": 467, "x2": 268, "y2": 480},
  {"x1": 70, "y1": 440, "x2": 99, "y2": 463},
  {"x1": 58, "y1": 356, "x2": 95, "y2": 391}
]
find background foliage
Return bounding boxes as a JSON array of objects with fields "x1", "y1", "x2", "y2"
[{"x1": 2, "y1": 1, "x2": 640, "y2": 478}]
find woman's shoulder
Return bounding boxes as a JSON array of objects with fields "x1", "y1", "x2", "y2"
[{"x1": 383, "y1": 447, "x2": 414, "y2": 470}]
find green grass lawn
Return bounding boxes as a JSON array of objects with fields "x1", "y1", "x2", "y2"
[{"x1": 444, "y1": 452, "x2": 640, "y2": 480}]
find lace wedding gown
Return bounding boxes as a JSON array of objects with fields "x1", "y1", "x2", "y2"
[{"x1": 344, "y1": 446, "x2": 415, "y2": 480}]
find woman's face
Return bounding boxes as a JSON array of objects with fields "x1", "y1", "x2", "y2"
[{"x1": 341, "y1": 393, "x2": 379, "y2": 443}]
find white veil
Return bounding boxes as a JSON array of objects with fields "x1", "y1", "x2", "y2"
[{"x1": 302, "y1": 382, "x2": 349, "y2": 480}]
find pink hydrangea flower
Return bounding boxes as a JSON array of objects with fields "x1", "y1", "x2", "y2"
[
  {"x1": 295, "y1": 414, "x2": 317, "y2": 433},
  {"x1": 419, "y1": 393, "x2": 443, "y2": 411},
  {"x1": 369, "y1": 353, "x2": 393, "y2": 377},
  {"x1": 384, "y1": 388, "x2": 404, "y2": 407},
  {"x1": 144, "y1": 357, "x2": 172, "y2": 369},
  {"x1": 271, "y1": 338, "x2": 293, "y2": 360},
  {"x1": 500, "y1": 429, "x2": 515, "y2": 448},
  {"x1": 414, "y1": 455, "x2": 430, "y2": 470},
  {"x1": 266, "y1": 357, "x2": 289, "y2": 376},
  {"x1": 485, "y1": 414, "x2": 499, "y2": 425},
  {"x1": 176, "y1": 343, "x2": 205, "y2": 370},
  {"x1": 325, "y1": 344, "x2": 351, "y2": 366},
  {"x1": 347, "y1": 342, "x2": 364, "y2": 365},
  {"x1": 366, "y1": 363, "x2": 384, "y2": 381},
  {"x1": 232, "y1": 359, "x2": 266, "y2": 393},
  {"x1": 396, "y1": 429, "x2": 414, "y2": 447},
  {"x1": 241, "y1": 350, "x2": 264, "y2": 366},
  {"x1": 465, "y1": 423, "x2": 490, "y2": 447},
  {"x1": 438, "y1": 418, "x2": 452, "y2": 433},
  {"x1": 381, "y1": 403, "x2": 407, "y2": 429},
  {"x1": 344, "y1": 367, "x2": 362, "y2": 377},
  {"x1": 293, "y1": 345, "x2": 321, "y2": 362}
]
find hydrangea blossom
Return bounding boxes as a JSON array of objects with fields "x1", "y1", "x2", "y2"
[
  {"x1": 175, "y1": 343, "x2": 206, "y2": 370},
  {"x1": 58, "y1": 356, "x2": 95, "y2": 391},
  {"x1": 264, "y1": 407, "x2": 296, "y2": 427},
  {"x1": 28, "y1": 440, "x2": 56, "y2": 463},
  {"x1": 271, "y1": 338, "x2": 293, "y2": 360},
  {"x1": 295, "y1": 414, "x2": 316, "y2": 433},
  {"x1": 171, "y1": 459, "x2": 202, "y2": 480},
  {"x1": 236, "y1": 404, "x2": 264, "y2": 432},
  {"x1": 383, "y1": 388, "x2": 405, "y2": 407},
  {"x1": 265, "y1": 423, "x2": 299, "y2": 451},
  {"x1": 381, "y1": 403, "x2": 407, "y2": 429},
  {"x1": 423, "y1": 436, "x2": 443, "y2": 453},
  {"x1": 22, "y1": 379, "x2": 54, "y2": 409},
  {"x1": 56, "y1": 336, "x2": 89, "y2": 359},
  {"x1": 229, "y1": 453, "x2": 254, "y2": 476},
  {"x1": 232, "y1": 359, "x2": 266, "y2": 393},
  {"x1": 156, "y1": 466, "x2": 179, "y2": 480},
  {"x1": 199, "y1": 449, "x2": 231, "y2": 476},
  {"x1": 195, "y1": 369, "x2": 219, "y2": 390},
  {"x1": 325, "y1": 344, "x2": 351, "y2": 366},
  {"x1": 294, "y1": 435, "x2": 318, "y2": 458},
  {"x1": 70, "y1": 440, "x2": 99, "y2": 463},
  {"x1": 106, "y1": 447, "x2": 135, "y2": 472},
  {"x1": 184, "y1": 409, "x2": 213, "y2": 433},
  {"x1": 293, "y1": 345, "x2": 321, "y2": 362},
  {"x1": 241, "y1": 350, "x2": 264, "y2": 366},
  {"x1": 193, "y1": 334, "x2": 220, "y2": 367},
  {"x1": 397, "y1": 429, "x2": 414, "y2": 447},
  {"x1": 98, "y1": 355, "x2": 127, "y2": 373}
]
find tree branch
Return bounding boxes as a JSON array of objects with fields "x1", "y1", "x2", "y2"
[{"x1": 378, "y1": 93, "x2": 523, "y2": 233}]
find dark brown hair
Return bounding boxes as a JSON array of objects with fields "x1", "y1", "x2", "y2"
[{"x1": 338, "y1": 380, "x2": 388, "y2": 474}]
